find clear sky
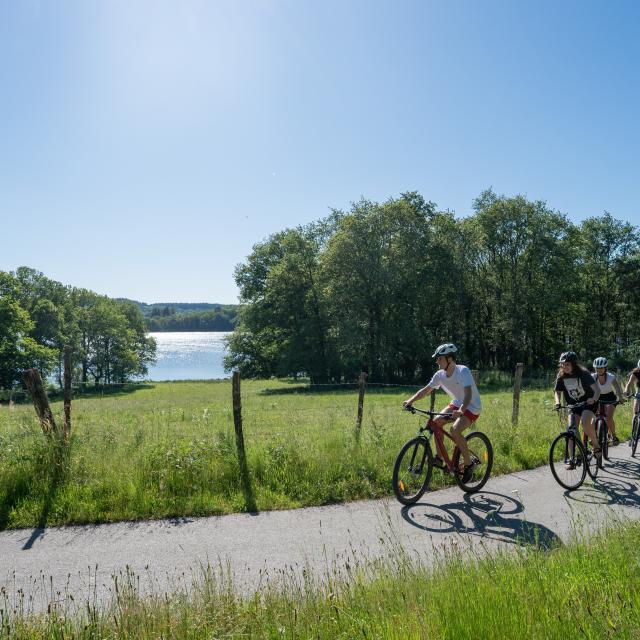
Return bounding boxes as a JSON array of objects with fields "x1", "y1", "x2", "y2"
[{"x1": 1, "y1": 0, "x2": 638, "y2": 303}]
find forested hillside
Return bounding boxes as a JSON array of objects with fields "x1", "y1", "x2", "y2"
[
  {"x1": 226, "y1": 189, "x2": 640, "y2": 383},
  {"x1": 124, "y1": 301, "x2": 238, "y2": 332},
  {"x1": 0, "y1": 268, "x2": 156, "y2": 388}
]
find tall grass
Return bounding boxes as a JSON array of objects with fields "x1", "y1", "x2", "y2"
[
  {"x1": 0, "y1": 380, "x2": 635, "y2": 527},
  {"x1": 2, "y1": 519, "x2": 639, "y2": 638}
]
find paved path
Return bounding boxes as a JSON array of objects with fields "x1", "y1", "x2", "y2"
[{"x1": 2, "y1": 446, "x2": 640, "y2": 614}]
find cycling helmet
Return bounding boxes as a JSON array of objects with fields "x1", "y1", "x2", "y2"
[
  {"x1": 559, "y1": 351, "x2": 578, "y2": 364},
  {"x1": 432, "y1": 343, "x2": 458, "y2": 358},
  {"x1": 637, "y1": 359, "x2": 640, "y2": 369},
  {"x1": 592, "y1": 356, "x2": 607, "y2": 368}
]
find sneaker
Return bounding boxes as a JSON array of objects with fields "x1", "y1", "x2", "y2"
[
  {"x1": 565, "y1": 460, "x2": 575, "y2": 471},
  {"x1": 611, "y1": 436, "x2": 620, "y2": 446},
  {"x1": 461, "y1": 458, "x2": 480, "y2": 483},
  {"x1": 433, "y1": 454, "x2": 445, "y2": 468}
]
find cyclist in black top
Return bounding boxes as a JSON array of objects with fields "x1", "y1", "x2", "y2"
[
  {"x1": 624, "y1": 360, "x2": 640, "y2": 443},
  {"x1": 554, "y1": 351, "x2": 601, "y2": 459}
]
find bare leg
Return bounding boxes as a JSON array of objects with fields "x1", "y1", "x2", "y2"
[
  {"x1": 581, "y1": 412, "x2": 598, "y2": 449},
  {"x1": 606, "y1": 405, "x2": 616, "y2": 438},
  {"x1": 450, "y1": 415, "x2": 472, "y2": 467}
]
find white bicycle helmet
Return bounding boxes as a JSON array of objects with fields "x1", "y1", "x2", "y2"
[
  {"x1": 432, "y1": 343, "x2": 458, "y2": 358},
  {"x1": 592, "y1": 356, "x2": 607, "y2": 368}
]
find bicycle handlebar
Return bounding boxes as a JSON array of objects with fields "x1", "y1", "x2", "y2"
[
  {"x1": 403, "y1": 405, "x2": 453, "y2": 418},
  {"x1": 553, "y1": 401, "x2": 590, "y2": 411}
]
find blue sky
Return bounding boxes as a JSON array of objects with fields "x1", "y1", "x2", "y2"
[{"x1": 1, "y1": 0, "x2": 638, "y2": 303}]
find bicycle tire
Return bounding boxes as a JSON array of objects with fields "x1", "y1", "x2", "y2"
[
  {"x1": 597, "y1": 418, "x2": 609, "y2": 462},
  {"x1": 584, "y1": 438, "x2": 599, "y2": 480},
  {"x1": 392, "y1": 436, "x2": 433, "y2": 505},
  {"x1": 452, "y1": 431, "x2": 493, "y2": 493},
  {"x1": 632, "y1": 416, "x2": 640, "y2": 458},
  {"x1": 549, "y1": 432, "x2": 587, "y2": 490}
]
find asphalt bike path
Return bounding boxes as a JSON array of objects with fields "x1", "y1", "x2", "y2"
[{"x1": 2, "y1": 444, "x2": 640, "y2": 613}]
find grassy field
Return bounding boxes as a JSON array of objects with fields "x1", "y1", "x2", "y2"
[
  {"x1": 0, "y1": 379, "x2": 636, "y2": 528},
  {"x1": 2, "y1": 519, "x2": 639, "y2": 638}
]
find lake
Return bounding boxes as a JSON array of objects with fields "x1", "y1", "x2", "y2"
[{"x1": 146, "y1": 332, "x2": 231, "y2": 381}]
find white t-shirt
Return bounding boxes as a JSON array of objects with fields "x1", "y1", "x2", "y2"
[
  {"x1": 428, "y1": 365, "x2": 482, "y2": 415},
  {"x1": 592, "y1": 371, "x2": 616, "y2": 394}
]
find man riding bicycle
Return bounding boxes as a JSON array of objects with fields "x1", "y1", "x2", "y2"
[{"x1": 403, "y1": 343, "x2": 481, "y2": 483}]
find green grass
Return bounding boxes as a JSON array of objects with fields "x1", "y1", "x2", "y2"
[
  {"x1": 0, "y1": 380, "x2": 636, "y2": 528},
  {"x1": 2, "y1": 519, "x2": 640, "y2": 638}
]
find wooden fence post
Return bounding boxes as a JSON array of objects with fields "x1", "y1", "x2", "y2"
[
  {"x1": 355, "y1": 371, "x2": 368, "y2": 442},
  {"x1": 23, "y1": 369, "x2": 57, "y2": 435},
  {"x1": 471, "y1": 370, "x2": 479, "y2": 384},
  {"x1": 430, "y1": 388, "x2": 436, "y2": 412},
  {"x1": 63, "y1": 346, "x2": 72, "y2": 438},
  {"x1": 512, "y1": 363, "x2": 524, "y2": 425},
  {"x1": 232, "y1": 371, "x2": 256, "y2": 511}
]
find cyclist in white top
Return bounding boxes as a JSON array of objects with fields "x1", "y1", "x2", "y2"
[
  {"x1": 591, "y1": 356, "x2": 625, "y2": 446},
  {"x1": 403, "y1": 343, "x2": 481, "y2": 482}
]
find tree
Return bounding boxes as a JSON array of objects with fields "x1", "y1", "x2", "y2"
[{"x1": 0, "y1": 272, "x2": 57, "y2": 387}]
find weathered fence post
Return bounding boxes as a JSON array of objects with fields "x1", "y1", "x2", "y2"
[
  {"x1": 355, "y1": 371, "x2": 368, "y2": 442},
  {"x1": 471, "y1": 370, "x2": 479, "y2": 384},
  {"x1": 430, "y1": 388, "x2": 436, "y2": 412},
  {"x1": 63, "y1": 345, "x2": 72, "y2": 438},
  {"x1": 232, "y1": 371, "x2": 256, "y2": 511},
  {"x1": 512, "y1": 363, "x2": 524, "y2": 425},
  {"x1": 23, "y1": 368, "x2": 57, "y2": 435}
]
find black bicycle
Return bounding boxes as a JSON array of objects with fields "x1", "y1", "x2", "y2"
[
  {"x1": 592, "y1": 399, "x2": 623, "y2": 466},
  {"x1": 628, "y1": 393, "x2": 640, "y2": 457},
  {"x1": 549, "y1": 402, "x2": 599, "y2": 490}
]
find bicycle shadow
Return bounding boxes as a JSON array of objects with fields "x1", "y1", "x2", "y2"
[
  {"x1": 565, "y1": 475, "x2": 640, "y2": 509},
  {"x1": 562, "y1": 451, "x2": 640, "y2": 508},
  {"x1": 401, "y1": 491, "x2": 561, "y2": 551},
  {"x1": 599, "y1": 454, "x2": 640, "y2": 479}
]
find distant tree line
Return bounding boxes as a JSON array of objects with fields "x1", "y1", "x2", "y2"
[
  {"x1": 0, "y1": 268, "x2": 156, "y2": 388},
  {"x1": 122, "y1": 301, "x2": 238, "y2": 332},
  {"x1": 225, "y1": 190, "x2": 640, "y2": 383}
]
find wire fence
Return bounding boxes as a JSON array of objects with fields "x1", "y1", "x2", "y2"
[{"x1": 1, "y1": 367, "x2": 632, "y2": 404}]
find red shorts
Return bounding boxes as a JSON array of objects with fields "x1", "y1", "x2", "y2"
[{"x1": 446, "y1": 402, "x2": 480, "y2": 424}]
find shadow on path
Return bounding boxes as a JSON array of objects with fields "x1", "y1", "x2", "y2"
[
  {"x1": 22, "y1": 442, "x2": 69, "y2": 550},
  {"x1": 401, "y1": 491, "x2": 562, "y2": 551}
]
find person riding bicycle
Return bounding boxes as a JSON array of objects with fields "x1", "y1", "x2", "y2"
[
  {"x1": 591, "y1": 356, "x2": 625, "y2": 446},
  {"x1": 554, "y1": 351, "x2": 600, "y2": 468},
  {"x1": 623, "y1": 359, "x2": 640, "y2": 443},
  {"x1": 403, "y1": 343, "x2": 481, "y2": 483}
]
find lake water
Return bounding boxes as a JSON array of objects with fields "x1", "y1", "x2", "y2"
[{"x1": 146, "y1": 332, "x2": 231, "y2": 381}]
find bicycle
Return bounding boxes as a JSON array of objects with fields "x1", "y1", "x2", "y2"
[
  {"x1": 628, "y1": 393, "x2": 640, "y2": 457},
  {"x1": 591, "y1": 399, "x2": 623, "y2": 465},
  {"x1": 549, "y1": 402, "x2": 599, "y2": 490},
  {"x1": 392, "y1": 406, "x2": 493, "y2": 505}
]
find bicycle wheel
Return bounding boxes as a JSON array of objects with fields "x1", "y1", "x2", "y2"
[
  {"x1": 632, "y1": 416, "x2": 640, "y2": 458},
  {"x1": 583, "y1": 436, "x2": 599, "y2": 480},
  {"x1": 452, "y1": 431, "x2": 493, "y2": 493},
  {"x1": 597, "y1": 419, "x2": 609, "y2": 462},
  {"x1": 392, "y1": 436, "x2": 433, "y2": 505},
  {"x1": 549, "y1": 432, "x2": 587, "y2": 490}
]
